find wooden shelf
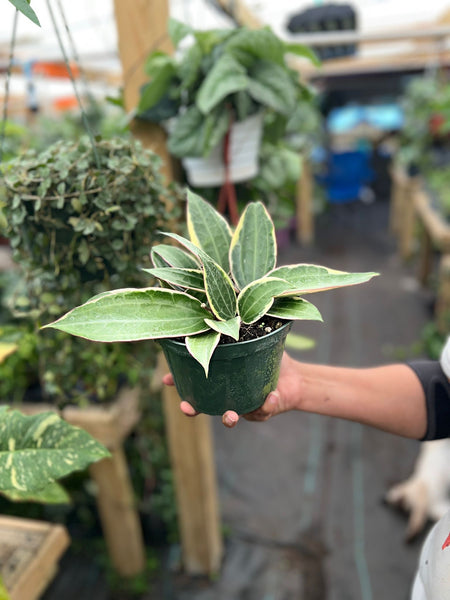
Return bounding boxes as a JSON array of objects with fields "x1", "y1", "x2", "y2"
[{"x1": 0, "y1": 516, "x2": 69, "y2": 600}]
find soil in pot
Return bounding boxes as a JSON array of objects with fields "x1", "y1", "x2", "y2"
[{"x1": 159, "y1": 318, "x2": 292, "y2": 416}]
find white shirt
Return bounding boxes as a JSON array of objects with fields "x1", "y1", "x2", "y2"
[{"x1": 411, "y1": 336, "x2": 450, "y2": 599}]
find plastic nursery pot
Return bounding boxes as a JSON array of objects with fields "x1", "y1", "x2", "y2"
[{"x1": 159, "y1": 321, "x2": 292, "y2": 416}]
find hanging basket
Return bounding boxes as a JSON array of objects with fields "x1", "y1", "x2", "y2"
[{"x1": 182, "y1": 112, "x2": 264, "y2": 188}]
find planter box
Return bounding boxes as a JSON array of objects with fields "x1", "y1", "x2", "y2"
[
  {"x1": 0, "y1": 516, "x2": 69, "y2": 600},
  {"x1": 182, "y1": 112, "x2": 263, "y2": 187}
]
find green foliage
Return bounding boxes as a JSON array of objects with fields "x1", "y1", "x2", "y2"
[
  {"x1": 45, "y1": 189, "x2": 377, "y2": 375},
  {"x1": 0, "y1": 406, "x2": 109, "y2": 503},
  {"x1": 137, "y1": 19, "x2": 319, "y2": 159},
  {"x1": 397, "y1": 73, "x2": 450, "y2": 173},
  {"x1": 0, "y1": 135, "x2": 183, "y2": 404},
  {"x1": 7, "y1": 0, "x2": 40, "y2": 26}
]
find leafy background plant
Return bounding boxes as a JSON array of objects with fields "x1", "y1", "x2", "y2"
[
  {"x1": 0, "y1": 133, "x2": 183, "y2": 553},
  {"x1": 397, "y1": 73, "x2": 450, "y2": 220}
]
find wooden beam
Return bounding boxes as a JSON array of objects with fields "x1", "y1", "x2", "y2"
[
  {"x1": 214, "y1": 0, "x2": 262, "y2": 29},
  {"x1": 113, "y1": 0, "x2": 175, "y2": 182},
  {"x1": 113, "y1": 1, "x2": 223, "y2": 576},
  {"x1": 161, "y1": 357, "x2": 223, "y2": 576},
  {"x1": 296, "y1": 157, "x2": 314, "y2": 245}
]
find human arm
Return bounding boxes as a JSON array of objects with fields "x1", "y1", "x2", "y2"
[{"x1": 163, "y1": 352, "x2": 429, "y2": 437}]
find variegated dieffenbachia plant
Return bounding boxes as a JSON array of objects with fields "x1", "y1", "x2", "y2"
[
  {"x1": 0, "y1": 406, "x2": 109, "y2": 504},
  {"x1": 44, "y1": 190, "x2": 377, "y2": 375}
]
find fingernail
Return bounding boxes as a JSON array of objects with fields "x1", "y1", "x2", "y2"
[
  {"x1": 225, "y1": 415, "x2": 237, "y2": 427},
  {"x1": 267, "y1": 392, "x2": 278, "y2": 405}
]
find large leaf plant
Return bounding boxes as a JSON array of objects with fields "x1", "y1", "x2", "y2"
[
  {"x1": 137, "y1": 19, "x2": 320, "y2": 159},
  {"x1": 44, "y1": 190, "x2": 377, "y2": 376}
]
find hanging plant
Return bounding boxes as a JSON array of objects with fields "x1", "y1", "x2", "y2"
[{"x1": 0, "y1": 135, "x2": 183, "y2": 405}]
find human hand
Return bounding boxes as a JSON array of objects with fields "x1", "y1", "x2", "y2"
[{"x1": 162, "y1": 352, "x2": 300, "y2": 428}]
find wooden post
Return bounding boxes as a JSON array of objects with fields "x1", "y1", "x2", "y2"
[
  {"x1": 214, "y1": 0, "x2": 262, "y2": 28},
  {"x1": 296, "y1": 157, "x2": 314, "y2": 245},
  {"x1": 162, "y1": 360, "x2": 223, "y2": 575},
  {"x1": 113, "y1": 0, "x2": 175, "y2": 182},
  {"x1": 399, "y1": 175, "x2": 419, "y2": 260},
  {"x1": 113, "y1": 0, "x2": 223, "y2": 575},
  {"x1": 89, "y1": 448, "x2": 145, "y2": 577}
]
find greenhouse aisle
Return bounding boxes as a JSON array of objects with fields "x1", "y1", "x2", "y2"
[{"x1": 43, "y1": 196, "x2": 435, "y2": 600}]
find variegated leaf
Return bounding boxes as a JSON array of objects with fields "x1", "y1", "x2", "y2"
[
  {"x1": 151, "y1": 244, "x2": 199, "y2": 269},
  {"x1": 230, "y1": 201, "x2": 277, "y2": 289},
  {"x1": 203, "y1": 256, "x2": 237, "y2": 320},
  {"x1": 204, "y1": 316, "x2": 241, "y2": 340},
  {"x1": 186, "y1": 331, "x2": 221, "y2": 377},
  {"x1": 161, "y1": 232, "x2": 237, "y2": 320},
  {"x1": 43, "y1": 288, "x2": 211, "y2": 341},
  {"x1": 186, "y1": 189, "x2": 232, "y2": 271},
  {"x1": 267, "y1": 296, "x2": 323, "y2": 321},
  {"x1": 143, "y1": 267, "x2": 205, "y2": 292},
  {"x1": 269, "y1": 265, "x2": 378, "y2": 294},
  {"x1": 0, "y1": 407, "x2": 109, "y2": 497},
  {"x1": 2, "y1": 481, "x2": 70, "y2": 504},
  {"x1": 238, "y1": 277, "x2": 294, "y2": 324}
]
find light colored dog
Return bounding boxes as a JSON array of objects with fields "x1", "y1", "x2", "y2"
[{"x1": 385, "y1": 439, "x2": 450, "y2": 541}]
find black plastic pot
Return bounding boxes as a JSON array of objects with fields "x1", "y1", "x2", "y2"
[{"x1": 159, "y1": 321, "x2": 292, "y2": 416}]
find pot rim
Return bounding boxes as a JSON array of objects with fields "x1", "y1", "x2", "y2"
[{"x1": 158, "y1": 319, "x2": 292, "y2": 353}]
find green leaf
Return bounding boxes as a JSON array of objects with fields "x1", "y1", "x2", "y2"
[
  {"x1": 204, "y1": 316, "x2": 241, "y2": 340},
  {"x1": 285, "y1": 332, "x2": 316, "y2": 351},
  {"x1": 178, "y1": 43, "x2": 203, "y2": 91},
  {"x1": 168, "y1": 18, "x2": 192, "y2": 47},
  {"x1": 143, "y1": 267, "x2": 205, "y2": 292},
  {"x1": 238, "y1": 277, "x2": 293, "y2": 324},
  {"x1": 269, "y1": 265, "x2": 378, "y2": 294},
  {"x1": 230, "y1": 201, "x2": 277, "y2": 289},
  {"x1": 203, "y1": 258, "x2": 237, "y2": 320},
  {"x1": 266, "y1": 296, "x2": 323, "y2": 321},
  {"x1": 226, "y1": 27, "x2": 285, "y2": 65},
  {"x1": 186, "y1": 331, "x2": 221, "y2": 377},
  {"x1": 138, "y1": 53, "x2": 176, "y2": 113},
  {"x1": 151, "y1": 244, "x2": 199, "y2": 269},
  {"x1": 196, "y1": 54, "x2": 249, "y2": 114},
  {"x1": 247, "y1": 60, "x2": 298, "y2": 115},
  {"x1": 2, "y1": 480, "x2": 70, "y2": 504},
  {"x1": 194, "y1": 29, "x2": 234, "y2": 55},
  {"x1": 43, "y1": 288, "x2": 211, "y2": 341},
  {"x1": 8, "y1": 0, "x2": 40, "y2": 26},
  {"x1": 159, "y1": 232, "x2": 237, "y2": 320},
  {"x1": 168, "y1": 106, "x2": 206, "y2": 158},
  {"x1": 186, "y1": 189, "x2": 232, "y2": 271},
  {"x1": 283, "y1": 42, "x2": 321, "y2": 67},
  {"x1": 0, "y1": 408, "x2": 109, "y2": 496}
]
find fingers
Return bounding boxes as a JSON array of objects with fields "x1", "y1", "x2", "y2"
[
  {"x1": 222, "y1": 411, "x2": 239, "y2": 428},
  {"x1": 180, "y1": 400, "x2": 199, "y2": 417},
  {"x1": 243, "y1": 391, "x2": 280, "y2": 421},
  {"x1": 162, "y1": 373, "x2": 174, "y2": 386}
]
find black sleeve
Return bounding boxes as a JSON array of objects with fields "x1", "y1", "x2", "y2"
[{"x1": 407, "y1": 360, "x2": 450, "y2": 440}]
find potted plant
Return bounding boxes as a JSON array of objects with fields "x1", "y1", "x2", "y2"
[
  {"x1": 0, "y1": 135, "x2": 182, "y2": 406},
  {"x1": 44, "y1": 189, "x2": 377, "y2": 416},
  {"x1": 137, "y1": 19, "x2": 320, "y2": 187}
]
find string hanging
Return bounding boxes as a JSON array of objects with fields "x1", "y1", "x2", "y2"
[
  {"x1": 45, "y1": 0, "x2": 100, "y2": 167},
  {"x1": 0, "y1": 8, "x2": 19, "y2": 164}
]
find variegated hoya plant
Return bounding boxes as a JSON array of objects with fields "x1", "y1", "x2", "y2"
[{"x1": 44, "y1": 191, "x2": 377, "y2": 375}]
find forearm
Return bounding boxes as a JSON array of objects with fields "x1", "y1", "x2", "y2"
[{"x1": 290, "y1": 361, "x2": 427, "y2": 439}]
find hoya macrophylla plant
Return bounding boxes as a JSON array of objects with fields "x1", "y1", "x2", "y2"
[{"x1": 44, "y1": 190, "x2": 378, "y2": 376}]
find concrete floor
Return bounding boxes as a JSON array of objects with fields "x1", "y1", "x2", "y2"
[{"x1": 43, "y1": 197, "x2": 436, "y2": 600}]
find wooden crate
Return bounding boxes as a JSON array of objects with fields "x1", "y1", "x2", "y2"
[{"x1": 0, "y1": 515, "x2": 69, "y2": 600}]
